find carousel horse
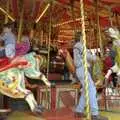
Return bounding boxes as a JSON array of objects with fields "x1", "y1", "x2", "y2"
[
  {"x1": 105, "y1": 27, "x2": 120, "y2": 84},
  {"x1": 0, "y1": 37, "x2": 51, "y2": 114}
]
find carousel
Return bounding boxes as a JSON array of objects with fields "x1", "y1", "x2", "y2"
[{"x1": 0, "y1": 0, "x2": 120, "y2": 120}]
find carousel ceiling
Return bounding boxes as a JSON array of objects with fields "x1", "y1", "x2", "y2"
[{"x1": 0, "y1": 0, "x2": 120, "y2": 48}]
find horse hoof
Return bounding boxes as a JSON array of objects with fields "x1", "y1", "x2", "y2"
[{"x1": 44, "y1": 80, "x2": 51, "y2": 87}]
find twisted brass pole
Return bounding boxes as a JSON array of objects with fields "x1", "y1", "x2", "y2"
[
  {"x1": 5, "y1": 0, "x2": 9, "y2": 24},
  {"x1": 80, "y1": 0, "x2": 91, "y2": 119}
]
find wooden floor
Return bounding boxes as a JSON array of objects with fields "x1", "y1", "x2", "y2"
[
  {"x1": 8, "y1": 111, "x2": 45, "y2": 120},
  {"x1": 7, "y1": 108, "x2": 120, "y2": 120},
  {"x1": 7, "y1": 86, "x2": 120, "y2": 120}
]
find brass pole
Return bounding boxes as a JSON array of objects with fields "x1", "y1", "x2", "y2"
[
  {"x1": 40, "y1": 30, "x2": 43, "y2": 47},
  {"x1": 115, "y1": 12, "x2": 119, "y2": 26},
  {"x1": 94, "y1": 0, "x2": 99, "y2": 50},
  {"x1": 80, "y1": 0, "x2": 91, "y2": 119},
  {"x1": 0, "y1": 7, "x2": 15, "y2": 22},
  {"x1": 94, "y1": 0, "x2": 103, "y2": 56},
  {"x1": 17, "y1": 4, "x2": 24, "y2": 42},
  {"x1": 89, "y1": 13, "x2": 93, "y2": 50},
  {"x1": 47, "y1": 3, "x2": 52, "y2": 79},
  {"x1": 5, "y1": 0, "x2": 9, "y2": 24},
  {"x1": 109, "y1": 7, "x2": 113, "y2": 26},
  {"x1": 70, "y1": 0, "x2": 76, "y2": 34}
]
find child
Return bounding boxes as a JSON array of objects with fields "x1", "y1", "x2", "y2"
[{"x1": 0, "y1": 22, "x2": 16, "y2": 59}]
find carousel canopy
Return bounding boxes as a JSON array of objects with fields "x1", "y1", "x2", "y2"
[{"x1": 0, "y1": 0, "x2": 120, "y2": 48}]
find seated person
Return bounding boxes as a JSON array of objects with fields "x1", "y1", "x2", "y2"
[
  {"x1": 103, "y1": 47, "x2": 113, "y2": 83},
  {"x1": 16, "y1": 32, "x2": 30, "y2": 56},
  {"x1": 0, "y1": 22, "x2": 16, "y2": 59}
]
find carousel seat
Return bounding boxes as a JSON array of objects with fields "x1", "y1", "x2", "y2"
[
  {"x1": 0, "y1": 57, "x2": 28, "y2": 72},
  {"x1": 0, "y1": 58, "x2": 9, "y2": 67}
]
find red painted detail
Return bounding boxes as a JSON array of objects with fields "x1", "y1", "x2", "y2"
[
  {"x1": 57, "y1": 0, "x2": 70, "y2": 4},
  {"x1": 0, "y1": 57, "x2": 28, "y2": 72},
  {"x1": 43, "y1": 107, "x2": 80, "y2": 120},
  {"x1": 11, "y1": 0, "x2": 18, "y2": 18},
  {"x1": 33, "y1": 1, "x2": 41, "y2": 20},
  {"x1": 112, "y1": 6, "x2": 120, "y2": 14},
  {"x1": 99, "y1": 17, "x2": 111, "y2": 28},
  {"x1": 51, "y1": 87, "x2": 56, "y2": 111}
]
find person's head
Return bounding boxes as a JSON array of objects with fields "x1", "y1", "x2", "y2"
[
  {"x1": 3, "y1": 22, "x2": 14, "y2": 33},
  {"x1": 107, "y1": 41, "x2": 113, "y2": 49},
  {"x1": 57, "y1": 40, "x2": 67, "y2": 49},
  {"x1": 74, "y1": 32, "x2": 82, "y2": 43},
  {"x1": 105, "y1": 49, "x2": 110, "y2": 57}
]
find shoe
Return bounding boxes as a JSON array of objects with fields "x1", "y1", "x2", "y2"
[
  {"x1": 74, "y1": 112, "x2": 86, "y2": 118},
  {"x1": 37, "y1": 105, "x2": 45, "y2": 112},
  {"x1": 33, "y1": 106, "x2": 42, "y2": 115},
  {"x1": 91, "y1": 115, "x2": 108, "y2": 120}
]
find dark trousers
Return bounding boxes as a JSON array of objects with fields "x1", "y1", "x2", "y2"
[
  {"x1": 111, "y1": 73, "x2": 117, "y2": 87},
  {"x1": 0, "y1": 49, "x2": 5, "y2": 58}
]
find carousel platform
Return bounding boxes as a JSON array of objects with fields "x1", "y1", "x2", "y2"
[
  {"x1": 7, "y1": 108, "x2": 120, "y2": 120},
  {"x1": 2, "y1": 79, "x2": 120, "y2": 120}
]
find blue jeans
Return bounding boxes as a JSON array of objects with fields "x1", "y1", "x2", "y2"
[
  {"x1": 0, "y1": 44, "x2": 15, "y2": 58},
  {"x1": 5, "y1": 44, "x2": 15, "y2": 58},
  {"x1": 75, "y1": 67, "x2": 99, "y2": 115}
]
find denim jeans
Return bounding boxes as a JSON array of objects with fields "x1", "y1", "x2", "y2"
[{"x1": 75, "y1": 66, "x2": 99, "y2": 115}]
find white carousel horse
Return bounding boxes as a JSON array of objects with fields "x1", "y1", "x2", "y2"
[
  {"x1": 0, "y1": 52, "x2": 51, "y2": 114},
  {"x1": 105, "y1": 27, "x2": 120, "y2": 81},
  {"x1": 104, "y1": 27, "x2": 120, "y2": 107}
]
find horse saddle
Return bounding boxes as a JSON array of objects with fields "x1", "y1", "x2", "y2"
[{"x1": 0, "y1": 56, "x2": 28, "y2": 72}]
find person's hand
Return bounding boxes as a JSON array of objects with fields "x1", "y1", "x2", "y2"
[
  {"x1": 105, "y1": 69, "x2": 112, "y2": 80},
  {"x1": 105, "y1": 74, "x2": 109, "y2": 80}
]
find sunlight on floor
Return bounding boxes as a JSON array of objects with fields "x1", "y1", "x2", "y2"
[{"x1": 101, "y1": 111, "x2": 120, "y2": 120}]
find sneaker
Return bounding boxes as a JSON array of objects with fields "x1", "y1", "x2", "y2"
[
  {"x1": 33, "y1": 106, "x2": 42, "y2": 115},
  {"x1": 74, "y1": 112, "x2": 86, "y2": 118},
  {"x1": 37, "y1": 104, "x2": 45, "y2": 112},
  {"x1": 91, "y1": 115, "x2": 108, "y2": 120}
]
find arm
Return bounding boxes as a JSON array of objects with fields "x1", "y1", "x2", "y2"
[
  {"x1": 105, "y1": 63, "x2": 119, "y2": 79},
  {"x1": 0, "y1": 33, "x2": 7, "y2": 41},
  {"x1": 87, "y1": 50, "x2": 96, "y2": 62},
  {"x1": 73, "y1": 48, "x2": 83, "y2": 68}
]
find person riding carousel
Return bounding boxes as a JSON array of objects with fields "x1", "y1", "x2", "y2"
[
  {"x1": 0, "y1": 22, "x2": 16, "y2": 60},
  {"x1": 105, "y1": 27, "x2": 120, "y2": 83},
  {"x1": 0, "y1": 23, "x2": 50, "y2": 115}
]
